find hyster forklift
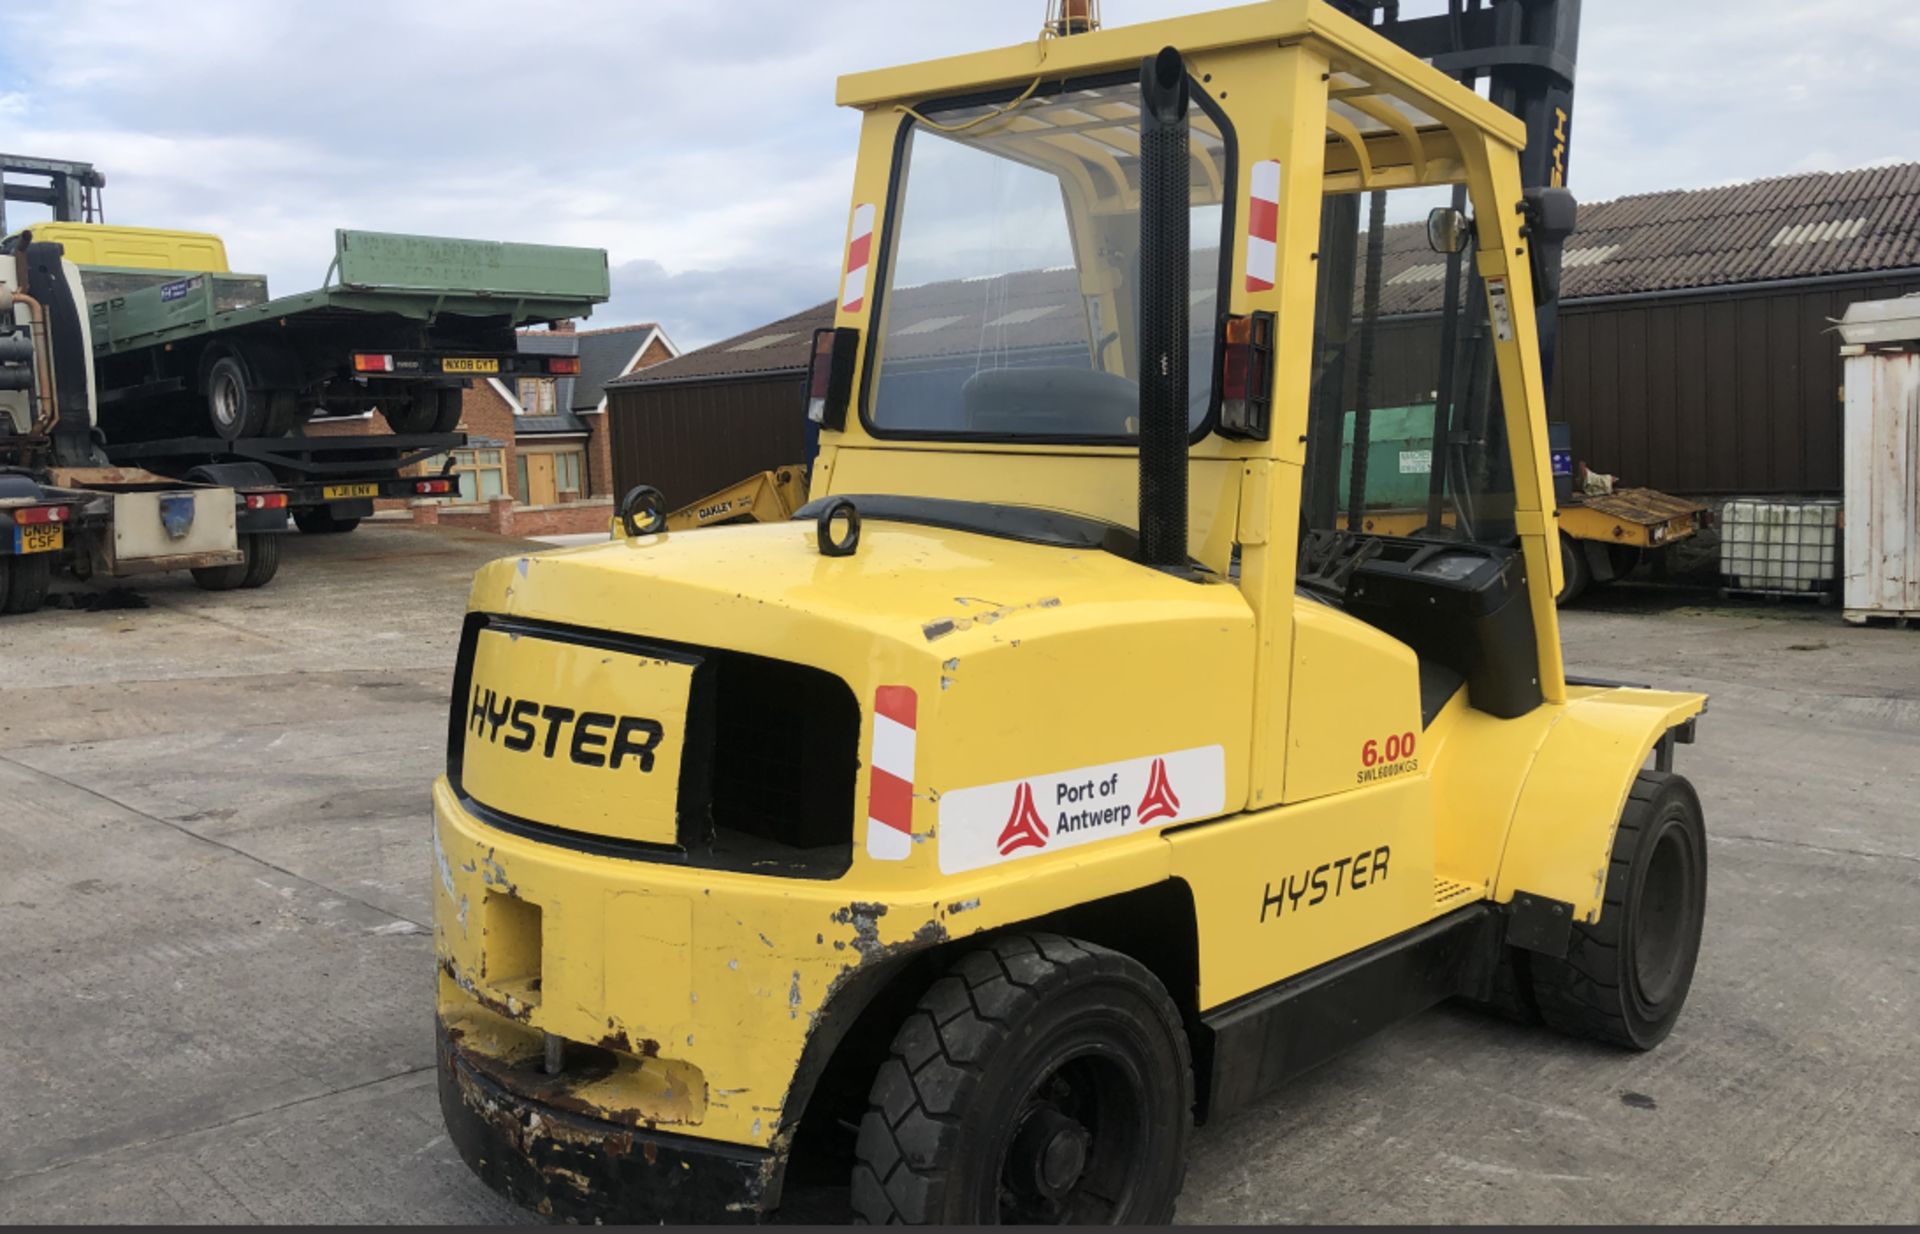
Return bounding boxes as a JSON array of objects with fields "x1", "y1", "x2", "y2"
[{"x1": 433, "y1": 0, "x2": 1709, "y2": 1222}]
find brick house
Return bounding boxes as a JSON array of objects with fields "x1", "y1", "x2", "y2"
[{"x1": 306, "y1": 320, "x2": 678, "y2": 533}]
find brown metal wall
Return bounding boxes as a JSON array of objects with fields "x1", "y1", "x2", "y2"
[
  {"x1": 1552, "y1": 277, "x2": 1920, "y2": 495},
  {"x1": 1362, "y1": 275, "x2": 1920, "y2": 496},
  {"x1": 606, "y1": 373, "x2": 810, "y2": 511}
]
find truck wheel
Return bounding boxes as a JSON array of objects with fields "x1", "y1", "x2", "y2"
[
  {"x1": 1, "y1": 552, "x2": 53, "y2": 614},
  {"x1": 1529, "y1": 770, "x2": 1707, "y2": 1050},
  {"x1": 205, "y1": 354, "x2": 267, "y2": 439},
  {"x1": 239, "y1": 533, "x2": 280, "y2": 588},
  {"x1": 1556, "y1": 532, "x2": 1589, "y2": 606},
  {"x1": 381, "y1": 387, "x2": 463, "y2": 435},
  {"x1": 190, "y1": 535, "x2": 275, "y2": 592},
  {"x1": 259, "y1": 390, "x2": 300, "y2": 438},
  {"x1": 851, "y1": 934, "x2": 1192, "y2": 1225},
  {"x1": 293, "y1": 507, "x2": 361, "y2": 535}
]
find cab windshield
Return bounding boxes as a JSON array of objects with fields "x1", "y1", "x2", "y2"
[{"x1": 866, "y1": 76, "x2": 1233, "y2": 441}]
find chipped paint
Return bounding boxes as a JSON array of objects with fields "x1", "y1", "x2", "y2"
[
  {"x1": 434, "y1": 828, "x2": 457, "y2": 901},
  {"x1": 946, "y1": 897, "x2": 981, "y2": 915},
  {"x1": 479, "y1": 849, "x2": 518, "y2": 896}
]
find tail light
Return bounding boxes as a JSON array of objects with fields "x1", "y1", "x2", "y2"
[
  {"x1": 353, "y1": 353, "x2": 396, "y2": 373},
  {"x1": 12, "y1": 504, "x2": 70, "y2": 525},
  {"x1": 806, "y1": 327, "x2": 859, "y2": 430},
  {"x1": 545, "y1": 356, "x2": 581, "y2": 375},
  {"x1": 244, "y1": 492, "x2": 289, "y2": 511},
  {"x1": 415, "y1": 479, "x2": 454, "y2": 495},
  {"x1": 1218, "y1": 311, "x2": 1275, "y2": 440}
]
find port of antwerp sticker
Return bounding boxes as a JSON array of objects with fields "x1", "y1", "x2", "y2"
[{"x1": 937, "y1": 746, "x2": 1226, "y2": 875}]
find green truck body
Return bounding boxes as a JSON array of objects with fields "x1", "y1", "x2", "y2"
[{"x1": 86, "y1": 229, "x2": 611, "y2": 355}]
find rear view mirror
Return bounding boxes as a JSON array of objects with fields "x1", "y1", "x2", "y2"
[{"x1": 1426, "y1": 207, "x2": 1471, "y2": 255}]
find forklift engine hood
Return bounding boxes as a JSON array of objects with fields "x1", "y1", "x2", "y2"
[{"x1": 454, "y1": 517, "x2": 1258, "y2": 865}]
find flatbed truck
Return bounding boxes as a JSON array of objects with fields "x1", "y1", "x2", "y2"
[{"x1": 2, "y1": 239, "x2": 287, "y2": 613}]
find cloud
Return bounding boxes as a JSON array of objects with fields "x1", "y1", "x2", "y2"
[{"x1": 2, "y1": 1, "x2": 1912, "y2": 350}]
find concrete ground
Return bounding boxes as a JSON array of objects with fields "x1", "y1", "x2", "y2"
[{"x1": 0, "y1": 528, "x2": 1913, "y2": 1224}]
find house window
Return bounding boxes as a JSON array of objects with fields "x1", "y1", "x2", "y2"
[
  {"x1": 448, "y1": 448, "x2": 507, "y2": 502},
  {"x1": 516, "y1": 378, "x2": 557, "y2": 415},
  {"x1": 556, "y1": 449, "x2": 584, "y2": 499}
]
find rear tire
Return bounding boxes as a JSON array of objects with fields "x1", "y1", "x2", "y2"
[
  {"x1": 191, "y1": 534, "x2": 276, "y2": 591},
  {"x1": 1530, "y1": 770, "x2": 1708, "y2": 1050},
  {"x1": 204, "y1": 353, "x2": 266, "y2": 439},
  {"x1": 239, "y1": 533, "x2": 280, "y2": 588},
  {"x1": 293, "y1": 507, "x2": 361, "y2": 535},
  {"x1": 851, "y1": 934, "x2": 1192, "y2": 1225},
  {"x1": 380, "y1": 386, "x2": 463, "y2": 435},
  {"x1": 1557, "y1": 532, "x2": 1590, "y2": 606},
  {"x1": 1, "y1": 552, "x2": 53, "y2": 614}
]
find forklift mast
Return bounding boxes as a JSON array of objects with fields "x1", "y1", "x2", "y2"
[{"x1": 0, "y1": 154, "x2": 107, "y2": 237}]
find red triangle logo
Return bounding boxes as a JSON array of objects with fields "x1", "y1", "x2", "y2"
[
  {"x1": 996, "y1": 782, "x2": 1050, "y2": 855},
  {"x1": 1136, "y1": 758, "x2": 1182, "y2": 826}
]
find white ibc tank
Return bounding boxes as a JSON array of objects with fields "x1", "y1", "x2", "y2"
[{"x1": 1720, "y1": 499, "x2": 1840, "y2": 595}]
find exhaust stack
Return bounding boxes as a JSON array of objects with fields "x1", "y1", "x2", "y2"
[{"x1": 1137, "y1": 46, "x2": 1190, "y2": 570}]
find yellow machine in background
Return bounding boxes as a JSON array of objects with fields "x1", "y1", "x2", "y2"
[{"x1": 433, "y1": 1, "x2": 1710, "y2": 1223}]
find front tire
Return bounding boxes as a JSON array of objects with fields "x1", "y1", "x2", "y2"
[
  {"x1": 1530, "y1": 770, "x2": 1708, "y2": 1049},
  {"x1": 851, "y1": 934, "x2": 1192, "y2": 1225}
]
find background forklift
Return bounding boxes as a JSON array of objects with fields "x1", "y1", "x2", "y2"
[{"x1": 433, "y1": 0, "x2": 1709, "y2": 1223}]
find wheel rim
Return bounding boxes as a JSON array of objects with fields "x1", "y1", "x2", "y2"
[
  {"x1": 1631, "y1": 821, "x2": 1695, "y2": 1007},
  {"x1": 211, "y1": 370, "x2": 243, "y2": 431},
  {"x1": 993, "y1": 1046, "x2": 1147, "y2": 1223}
]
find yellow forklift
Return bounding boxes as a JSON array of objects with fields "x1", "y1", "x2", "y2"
[{"x1": 432, "y1": 0, "x2": 1708, "y2": 1222}]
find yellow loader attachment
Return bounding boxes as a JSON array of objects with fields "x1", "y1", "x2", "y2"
[{"x1": 437, "y1": 1, "x2": 1709, "y2": 1223}]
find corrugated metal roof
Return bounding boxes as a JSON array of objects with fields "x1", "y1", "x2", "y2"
[
  {"x1": 1373, "y1": 162, "x2": 1920, "y2": 313},
  {"x1": 616, "y1": 164, "x2": 1920, "y2": 386}
]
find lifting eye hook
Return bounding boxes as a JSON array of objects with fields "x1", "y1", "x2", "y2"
[
  {"x1": 816, "y1": 497, "x2": 861, "y2": 557},
  {"x1": 618, "y1": 484, "x2": 668, "y2": 537}
]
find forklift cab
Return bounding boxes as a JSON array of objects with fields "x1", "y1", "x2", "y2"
[{"x1": 817, "y1": 4, "x2": 1572, "y2": 797}]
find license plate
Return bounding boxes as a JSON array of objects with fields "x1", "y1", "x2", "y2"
[
  {"x1": 460, "y1": 628, "x2": 697, "y2": 846},
  {"x1": 13, "y1": 524, "x2": 63, "y2": 554},
  {"x1": 442, "y1": 357, "x2": 500, "y2": 374},
  {"x1": 322, "y1": 483, "x2": 381, "y2": 500}
]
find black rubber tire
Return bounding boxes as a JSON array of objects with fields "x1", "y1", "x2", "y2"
[
  {"x1": 1, "y1": 552, "x2": 53, "y2": 614},
  {"x1": 190, "y1": 556, "x2": 249, "y2": 591},
  {"x1": 239, "y1": 533, "x2": 280, "y2": 589},
  {"x1": 1530, "y1": 770, "x2": 1708, "y2": 1050},
  {"x1": 1557, "y1": 532, "x2": 1590, "y2": 606},
  {"x1": 381, "y1": 386, "x2": 463, "y2": 435},
  {"x1": 258, "y1": 390, "x2": 300, "y2": 438},
  {"x1": 293, "y1": 507, "x2": 361, "y2": 535},
  {"x1": 851, "y1": 933, "x2": 1192, "y2": 1225},
  {"x1": 204, "y1": 353, "x2": 266, "y2": 440}
]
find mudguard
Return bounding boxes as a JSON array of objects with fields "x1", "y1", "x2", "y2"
[{"x1": 1494, "y1": 685, "x2": 1706, "y2": 923}]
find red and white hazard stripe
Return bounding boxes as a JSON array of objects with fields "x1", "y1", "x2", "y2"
[
  {"x1": 842, "y1": 203, "x2": 876, "y2": 314},
  {"x1": 865, "y1": 685, "x2": 917, "y2": 861},
  {"x1": 1245, "y1": 160, "x2": 1281, "y2": 293}
]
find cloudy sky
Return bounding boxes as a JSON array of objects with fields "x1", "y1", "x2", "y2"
[{"x1": 3, "y1": 1, "x2": 1914, "y2": 350}]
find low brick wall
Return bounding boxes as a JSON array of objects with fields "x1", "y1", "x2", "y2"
[{"x1": 413, "y1": 497, "x2": 613, "y2": 538}]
